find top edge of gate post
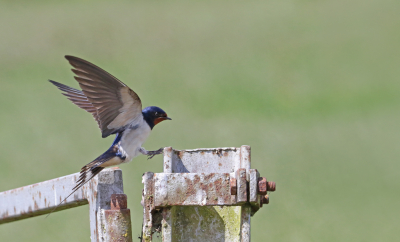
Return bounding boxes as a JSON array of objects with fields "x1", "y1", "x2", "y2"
[{"x1": 162, "y1": 145, "x2": 251, "y2": 174}]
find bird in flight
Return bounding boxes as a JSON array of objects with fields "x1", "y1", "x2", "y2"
[{"x1": 49, "y1": 56, "x2": 171, "y2": 208}]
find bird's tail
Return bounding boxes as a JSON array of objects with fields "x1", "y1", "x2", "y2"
[{"x1": 45, "y1": 162, "x2": 105, "y2": 218}]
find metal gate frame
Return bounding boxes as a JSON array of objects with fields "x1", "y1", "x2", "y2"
[
  {"x1": 0, "y1": 167, "x2": 132, "y2": 242},
  {"x1": 141, "y1": 146, "x2": 275, "y2": 242}
]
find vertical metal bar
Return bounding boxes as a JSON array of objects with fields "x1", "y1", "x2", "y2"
[
  {"x1": 89, "y1": 168, "x2": 124, "y2": 242},
  {"x1": 239, "y1": 145, "x2": 252, "y2": 242},
  {"x1": 141, "y1": 172, "x2": 154, "y2": 242},
  {"x1": 158, "y1": 146, "x2": 253, "y2": 242},
  {"x1": 240, "y1": 145, "x2": 251, "y2": 179},
  {"x1": 103, "y1": 194, "x2": 133, "y2": 242},
  {"x1": 161, "y1": 208, "x2": 172, "y2": 242},
  {"x1": 236, "y1": 168, "x2": 248, "y2": 205},
  {"x1": 163, "y1": 147, "x2": 174, "y2": 173},
  {"x1": 240, "y1": 205, "x2": 251, "y2": 242}
]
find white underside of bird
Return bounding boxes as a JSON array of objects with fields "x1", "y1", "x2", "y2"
[{"x1": 100, "y1": 119, "x2": 152, "y2": 167}]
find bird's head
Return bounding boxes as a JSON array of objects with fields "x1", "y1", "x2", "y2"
[{"x1": 142, "y1": 106, "x2": 171, "y2": 129}]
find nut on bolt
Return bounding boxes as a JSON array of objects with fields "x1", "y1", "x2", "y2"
[
  {"x1": 258, "y1": 177, "x2": 267, "y2": 195},
  {"x1": 262, "y1": 195, "x2": 269, "y2": 204},
  {"x1": 258, "y1": 178, "x2": 275, "y2": 206},
  {"x1": 260, "y1": 194, "x2": 269, "y2": 207},
  {"x1": 110, "y1": 194, "x2": 128, "y2": 210}
]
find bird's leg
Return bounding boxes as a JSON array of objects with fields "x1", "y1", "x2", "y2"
[{"x1": 139, "y1": 147, "x2": 164, "y2": 160}]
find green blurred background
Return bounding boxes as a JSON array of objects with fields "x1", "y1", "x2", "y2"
[{"x1": 0, "y1": 0, "x2": 399, "y2": 241}]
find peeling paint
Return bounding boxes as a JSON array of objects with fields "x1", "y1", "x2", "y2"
[
  {"x1": 0, "y1": 168, "x2": 125, "y2": 242},
  {"x1": 142, "y1": 146, "x2": 272, "y2": 242}
]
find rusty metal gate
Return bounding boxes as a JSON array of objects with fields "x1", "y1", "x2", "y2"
[
  {"x1": 141, "y1": 146, "x2": 275, "y2": 242},
  {"x1": 0, "y1": 167, "x2": 132, "y2": 242},
  {"x1": 0, "y1": 145, "x2": 275, "y2": 242}
]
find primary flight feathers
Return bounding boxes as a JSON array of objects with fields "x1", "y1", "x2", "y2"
[{"x1": 50, "y1": 55, "x2": 142, "y2": 138}]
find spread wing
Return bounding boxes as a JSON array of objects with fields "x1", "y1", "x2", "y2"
[
  {"x1": 49, "y1": 80, "x2": 100, "y2": 123},
  {"x1": 51, "y1": 56, "x2": 143, "y2": 138}
]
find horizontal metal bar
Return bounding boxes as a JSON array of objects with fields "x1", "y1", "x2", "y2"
[
  {"x1": 0, "y1": 171, "x2": 95, "y2": 224},
  {"x1": 153, "y1": 173, "x2": 235, "y2": 207}
]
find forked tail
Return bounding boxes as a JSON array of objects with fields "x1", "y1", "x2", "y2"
[{"x1": 45, "y1": 165, "x2": 105, "y2": 218}]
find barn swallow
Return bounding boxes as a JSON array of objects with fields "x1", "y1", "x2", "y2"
[{"x1": 49, "y1": 56, "x2": 171, "y2": 207}]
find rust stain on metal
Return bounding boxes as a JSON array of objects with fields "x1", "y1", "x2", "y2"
[
  {"x1": 154, "y1": 173, "x2": 232, "y2": 207},
  {"x1": 34, "y1": 201, "x2": 39, "y2": 210},
  {"x1": 104, "y1": 209, "x2": 133, "y2": 242},
  {"x1": 230, "y1": 178, "x2": 237, "y2": 195},
  {"x1": 204, "y1": 173, "x2": 216, "y2": 180},
  {"x1": 176, "y1": 150, "x2": 185, "y2": 159},
  {"x1": 184, "y1": 176, "x2": 196, "y2": 199},
  {"x1": 111, "y1": 194, "x2": 128, "y2": 210}
]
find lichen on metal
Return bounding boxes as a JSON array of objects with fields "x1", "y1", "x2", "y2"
[
  {"x1": 171, "y1": 206, "x2": 242, "y2": 242},
  {"x1": 141, "y1": 145, "x2": 275, "y2": 242}
]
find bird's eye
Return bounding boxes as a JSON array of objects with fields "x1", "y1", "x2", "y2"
[{"x1": 155, "y1": 112, "x2": 158, "y2": 116}]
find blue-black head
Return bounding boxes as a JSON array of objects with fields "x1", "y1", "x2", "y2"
[{"x1": 142, "y1": 106, "x2": 171, "y2": 129}]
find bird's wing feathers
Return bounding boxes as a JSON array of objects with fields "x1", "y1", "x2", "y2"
[
  {"x1": 49, "y1": 80, "x2": 100, "y2": 126},
  {"x1": 64, "y1": 55, "x2": 143, "y2": 138}
]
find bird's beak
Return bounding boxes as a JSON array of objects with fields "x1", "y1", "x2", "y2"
[{"x1": 165, "y1": 117, "x2": 172, "y2": 120}]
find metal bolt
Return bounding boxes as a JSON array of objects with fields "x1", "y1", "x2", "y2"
[
  {"x1": 110, "y1": 194, "x2": 127, "y2": 210},
  {"x1": 230, "y1": 178, "x2": 237, "y2": 195},
  {"x1": 258, "y1": 177, "x2": 267, "y2": 195},
  {"x1": 106, "y1": 194, "x2": 132, "y2": 241},
  {"x1": 267, "y1": 181, "x2": 276, "y2": 192}
]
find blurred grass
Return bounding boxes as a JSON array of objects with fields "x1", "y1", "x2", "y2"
[{"x1": 0, "y1": 0, "x2": 399, "y2": 241}]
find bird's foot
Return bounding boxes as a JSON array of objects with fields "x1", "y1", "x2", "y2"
[
  {"x1": 146, "y1": 148, "x2": 164, "y2": 160},
  {"x1": 139, "y1": 147, "x2": 164, "y2": 159}
]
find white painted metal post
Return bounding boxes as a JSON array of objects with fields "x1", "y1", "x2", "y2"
[
  {"x1": 164, "y1": 146, "x2": 251, "y2": 242},
  {"x1": 141, "y1": 146, "x2": 275, "y2": 242}
]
